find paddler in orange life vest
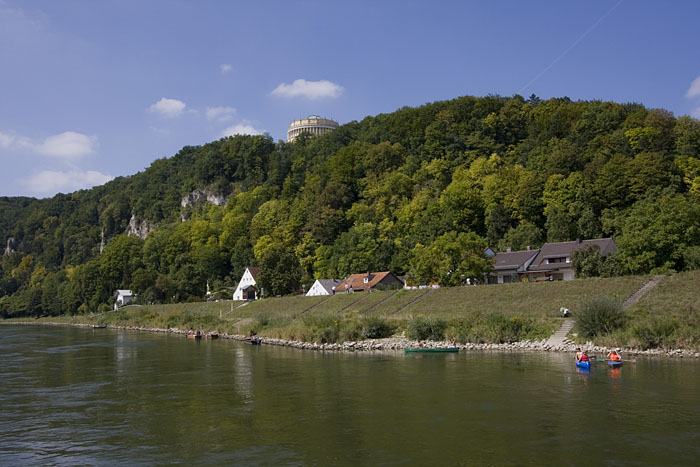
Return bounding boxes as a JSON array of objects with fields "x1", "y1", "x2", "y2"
[{"x1": 608, "y1": 349, "x2": 622, "y2": 361}]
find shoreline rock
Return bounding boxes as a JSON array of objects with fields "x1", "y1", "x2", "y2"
[{"x1": 3, "y1": 320, "x2": 699, "y2": 359}]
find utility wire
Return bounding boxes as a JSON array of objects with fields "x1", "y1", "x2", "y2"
[{"x1": 518, "y1": 0, "x2": 624, "y2": 94}]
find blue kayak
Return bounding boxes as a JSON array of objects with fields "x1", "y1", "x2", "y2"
[
  {"x1": 575, "y1": 360, "x2": 590, "y2": 370},
  {"x1": 608, "y1": 360, "x2": 623, "y2": 368}
]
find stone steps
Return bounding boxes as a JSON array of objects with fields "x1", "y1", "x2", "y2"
[
  {"x1": 622, "y1": 275, "x2": 665, "y2": 310},
  {"x1": 545, "y1": 319, "x2": 576, "y2": 347}
]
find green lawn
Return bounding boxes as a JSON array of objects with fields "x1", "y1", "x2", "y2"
[{"x1": 9, "y1": 273, "x2": 698, "y2": 349}]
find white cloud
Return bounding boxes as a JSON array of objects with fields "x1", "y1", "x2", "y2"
[
  {"x1": 148, "y1": 97, "x2": 187, "y2": 118},
  {"x1": 23, "y1": 169, "x2": 113, "y2": 196},
  {"x1": 220, "y1": 64, "x2": 233, "y2": 74},
  {"x1": 35, "y1": 131, "x2": 97, "y2": 159},
  {"x1": 685, "y1": 75, "x2": 700, "y2": 98},
  {"x1": 206, "y1": 106, "x2": 236, "y2": 122},
  {"x1": 221, "y1": 124, "x2": 264, "y2": 137},
  {"x1": 0, "y1": 131, "x2": 15, "y2": 148},
  {"x1": 271, "y1": 79, "x2": 344, "y2": 99},
  {"x1": 0, "y1": 130, "x2": 96, "y2": 160}
]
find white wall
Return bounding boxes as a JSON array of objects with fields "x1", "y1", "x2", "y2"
[
  {"x1": 305, "y1": 280, "x2": 330, "y2": 297},
  {"x1": 233, "y1": 268, "x2": 257, "y2": 300}
]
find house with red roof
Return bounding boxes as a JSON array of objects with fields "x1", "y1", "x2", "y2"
[{"x1": 334, "y1": 271, "x2": 404, "y2": 293}]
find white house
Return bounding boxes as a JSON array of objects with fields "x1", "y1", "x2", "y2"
[
  {"x1": 305, "y1": 279, "x2": 341, "y2": 296},
  {"x1": 233, "y1": 267, "x2": 260, "y2": 300},
  {"x1": 114, "y1": 289, "x2": 135, "y2": 310}
]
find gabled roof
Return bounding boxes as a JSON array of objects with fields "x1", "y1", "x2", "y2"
[
  {"x1": 335, "y1": 271, "x2": 400, "y2": 291},
  {"x1": 492, "y1": 250, "x2": 539, "y2": 272},
  {"x1": 247, "y1": 267, "x2": 260, "y2": 279},
  {"x1": 529, "y1": 238, "x2": 617, "y2": 271},
  {"x1": 316, "y1": 278, "x2": 342, "y2": 293}
]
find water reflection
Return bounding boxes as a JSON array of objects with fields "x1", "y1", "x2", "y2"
[
  {"x1": 1, "y1": 326, "x2": 699, "y2": 466},
  {"x1": 233, "y1": 346, "x2": 254, "y2": 403}
]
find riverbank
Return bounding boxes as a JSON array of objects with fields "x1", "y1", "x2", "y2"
[
  {"x1": 3, "y1": 320, "x2": 698, "y2": 359},
  {"x1": 3, "y1": 271, "x2": 698, "y2": 352}
]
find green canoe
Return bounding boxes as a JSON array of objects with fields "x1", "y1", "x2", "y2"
[{"x1": 404, "y1": 347, "x2": 459, "y2": 353}]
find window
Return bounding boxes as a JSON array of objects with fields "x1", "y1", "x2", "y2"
[{"x1": 547, "y1": 257, "x2": 567, "y2": 264}]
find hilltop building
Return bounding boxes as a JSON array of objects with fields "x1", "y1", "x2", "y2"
[{"x1": 287, "y1": 115, "x2": 339, "y2": 142}]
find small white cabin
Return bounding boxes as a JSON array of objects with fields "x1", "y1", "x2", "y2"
[
  {"x1": 233, "y1": 267, "x2": 260, "y2": 300},
  {"x1": 114, "y1": 289, "x2": 135, "y2": 310},
  {"x1": 305, "y1": 279, "x2": 341, "y2": 297}
]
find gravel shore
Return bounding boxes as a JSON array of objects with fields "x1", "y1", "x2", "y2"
[{"x1": 5, "y1": 321, "x2": 697, "y2": 359}]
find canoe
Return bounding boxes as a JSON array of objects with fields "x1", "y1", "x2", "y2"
[
  {"x1": 575, "y1": 360, "x2": 591, "y2": 370},
  {"x1": 607, "y1": 360, "x2": 623, "y2": 368},
  {"x1": 247, "y1": 338, "x2": 261, "y2": 345},
  {"x1": 404, "y1": 347, "x2": 458, "y2": 353}
]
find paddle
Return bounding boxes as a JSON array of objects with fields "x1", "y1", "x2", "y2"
[{"x1": 590, "y1": 355, "x2": 636, "y2": 363}]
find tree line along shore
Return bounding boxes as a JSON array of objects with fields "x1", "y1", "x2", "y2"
[{"x1": 5, "y1": 271, "x2": 698, "y2": 353}]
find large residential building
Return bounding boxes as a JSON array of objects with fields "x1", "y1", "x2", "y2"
[
  {"x1": 487, "y1": 238, "x2": 618, "y2": 283},
  {"x1": 287, "y1": 115, "x2": 339, "y2": 142}
]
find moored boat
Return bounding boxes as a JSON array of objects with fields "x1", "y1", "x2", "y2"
[
  {"x1": 186, "y1": 331, "x2": 203, "y2": 339},
  {"x1": 404, "y1": 347, "x2": 458, "y2": 353}
]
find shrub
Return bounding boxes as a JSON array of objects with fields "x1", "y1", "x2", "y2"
[
  {"x1": 361, "y1": 316, "x2": 394, "y2": 339},
  {"x1": 303, "y1": 314, "x2": 341, "y2": 343},
  {"x1": 632, "y1": 317, "x2": 677, "y2": 350},
  {"x1": 575, "y1": 295, "x2": 624, "y2": 337},
  {"x1": 406, "y1": 317, "x2": 447, "y2": 341},
  {"x1": 485, "y1": 313, "x2": 525, "y2": 343}
]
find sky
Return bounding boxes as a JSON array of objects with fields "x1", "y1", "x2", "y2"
[{"x1": 1, "y1": 0, "x2": 700, "y2": 198}]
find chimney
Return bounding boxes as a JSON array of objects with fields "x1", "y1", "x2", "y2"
[
  {"x1": 506, "y1": 247, "x2": 512, "y2": 253},
  {"x1": 527, "y1": 245, "x2": 531, "y2": 250},
  {"x1": 576, "y1": 238, "x2": 581, "y2": 244}
]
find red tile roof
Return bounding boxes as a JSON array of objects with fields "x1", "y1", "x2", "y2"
[{"x1": 334, "y1": 271, "x2": 400, "y2": 292}]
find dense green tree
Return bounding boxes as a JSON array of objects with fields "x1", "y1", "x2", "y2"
[{"x1": 409, "y1": 231, "x2": 492, "y2": 286}]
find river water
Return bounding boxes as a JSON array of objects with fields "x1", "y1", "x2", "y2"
[{"x1": 0, "y1": 325, "x2": 698, "y2": 466}]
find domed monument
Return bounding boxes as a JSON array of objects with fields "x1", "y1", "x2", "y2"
[{"x1": 286, "y1": 115, "x2": 339, "y2": 142}]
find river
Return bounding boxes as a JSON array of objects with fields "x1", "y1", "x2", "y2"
[{"x1": 0, "y1": 325, "x2": 698, "y2": 466}]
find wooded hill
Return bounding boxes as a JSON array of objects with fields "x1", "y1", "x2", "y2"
[{"x1": 2, "y1": 94, "x2": 700, "y2": 317}]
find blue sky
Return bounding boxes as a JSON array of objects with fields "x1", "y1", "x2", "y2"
[{"x1": 1, "y1": 0, "x2": 699, "y2": 198}]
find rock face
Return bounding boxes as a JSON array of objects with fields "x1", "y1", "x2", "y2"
[
  {"x1": 180, "y1": 189, "x2": 228, "y2": 220},
  {"x1": 126, "y1": 215, "x2": 155, "y2": 239},
  {"x1": 3, "y1": 237, "x2": 14, "y2": 256}
]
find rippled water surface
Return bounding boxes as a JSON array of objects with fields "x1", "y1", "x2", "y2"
[{"x1": 0, "y1": 325, "x2": 698, "y2": 465}]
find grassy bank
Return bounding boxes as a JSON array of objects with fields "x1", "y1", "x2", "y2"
[
  {"x1": 9, "y1": 272, "x2": 699, "y2": 350},
  {"x1": 599, "y1": 271, "x2": 700, "y2": 350}
]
